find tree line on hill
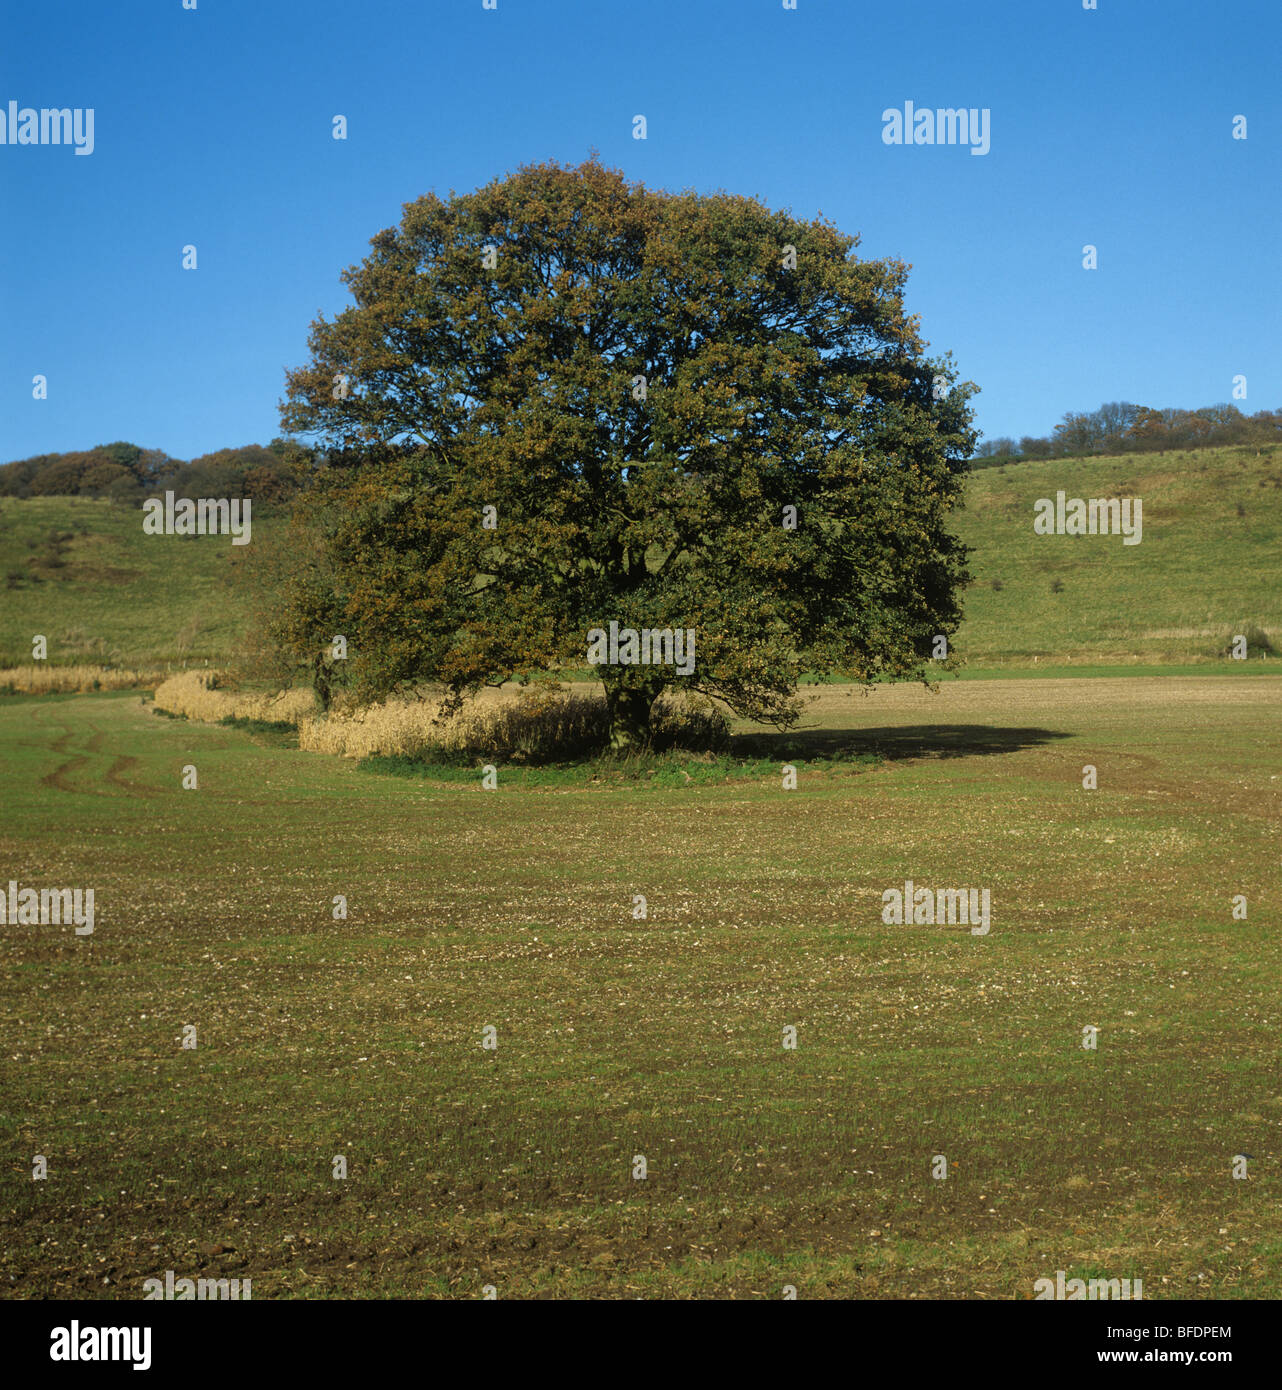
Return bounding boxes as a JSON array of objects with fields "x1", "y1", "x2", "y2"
[
  {"x1": 0, "y1": 439, "x2": 311, "y2": 502},
  {"x1": 4, "y1": 400, "x2": 1281, "y2": 504},
  {"x1": 973, "y1": 401, "x2": 1282, "y2": 466}
]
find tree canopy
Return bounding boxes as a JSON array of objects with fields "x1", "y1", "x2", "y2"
[{"x1": 275, "y1": 156, "x2": 978, "y2": 748}]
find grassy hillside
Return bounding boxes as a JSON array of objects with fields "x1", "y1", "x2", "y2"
[
  {"x1": 0, "y1": 497, "x2": 280, "y2": 669},
  {"x1": 1, "y1": 444, "x2": 1279, "y2": 673},
  {"x1": 953, "y1": 445, "x2": 1282, "y2": 665}
]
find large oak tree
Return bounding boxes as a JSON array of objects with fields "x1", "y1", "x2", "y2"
[{"x1": 276, "y1": 156, "x2": 977, "y2": 749}]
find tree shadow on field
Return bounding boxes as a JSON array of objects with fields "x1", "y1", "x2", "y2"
[{"x1": 734, "y1": 723, "x2": 1072, "y2": 763}]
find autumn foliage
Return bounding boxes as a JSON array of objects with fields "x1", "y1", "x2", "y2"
[{"x1": 273, "y1": 156, "x2": 977, "y2": 749}]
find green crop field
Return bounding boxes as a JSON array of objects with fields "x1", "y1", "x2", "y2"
[{"x1": 1, "y1": 675, "x2": 1279, "y2": 1298}]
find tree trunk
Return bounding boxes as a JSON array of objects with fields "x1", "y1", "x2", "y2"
[
  {"x1": 312, "y1": 651, "x2": 332, "y2": 713},
  {"x1": 604, "y1": 675, "x2": 662, "y2": 753}
]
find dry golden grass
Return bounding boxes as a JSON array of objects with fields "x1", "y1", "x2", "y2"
[
  {"x1": 298, "y1": 688, "x2": 509, "y2": 757},
  {"x1": 301, "y1": 685, "x2": 729, "y2": 760},
  {"x1": 0, "y1": 664, "x2": 159, "y2": 694},
  {"x1": 152, "y1": 673, "x2": 563, "y2": 757},
  {"x1": 152, "y1": 670, "x2": 318, "y2": 724},
  {"x1": 151, "y1": 672, "x2": 721, "y2": 760}
]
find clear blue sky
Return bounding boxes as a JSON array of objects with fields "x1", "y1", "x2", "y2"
[{"x1": 2, "y1": 0, "x2": 1278, "y2": 461}]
